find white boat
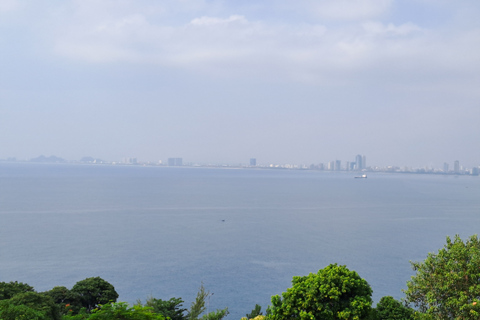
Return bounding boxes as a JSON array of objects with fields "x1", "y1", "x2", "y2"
[{"x1": 355, "y1": 174, "x2": 367, "y2": 179}]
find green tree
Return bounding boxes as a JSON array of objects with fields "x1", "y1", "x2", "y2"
[
  {"x1": 87, "y1": 302, "x2": 165, "y2": 320},
  {"x1": 268, "y1": 264, "x2": 373, "y2": 320},
  {"x1": 0, "y1": 291, "x2": 60, "y2": 320},
  {"x1": 0, "y1": 303, "x2": 48, "y2": 320},
  {"x1": 186, "y1": 284, "x2": 228, "y2": 320},
  {"x1": 44, "y1": 286, "x2": 82, "y2": 315},
  {"x1": 145, "y1": 297, "x2": 187, "y2": 320},
  {"x1": 371, "y1": 296, "x2": 413, "y2": 320},
  {"x1": 246, "y1": 304, "x2": 263, "y2": 319},
  {"x1": 187, "y1": 284, "x2": 208, "y2": 320},
  {"x1": 200, "y1": 307, "x2": 228, "y2": 320},
  {"x1": 404, "y1": 234, "x2": 480, "y2": 319},
  {"x1": 0, "y1": 281, "x2": 35, "y2": 300},
  {"x1": 61, "y1": 307, "x2": 91, "y2": 320},
  {"x1": 45, "y1": 286, "x2": 72, "y2": 304},
  {"x1": 71, "y1": 277, "x2": 119, "y2": 312}
]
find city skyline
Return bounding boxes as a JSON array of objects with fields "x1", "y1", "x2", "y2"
[{"x1": 3, "y1": 153, "x2": 478, "y2": 175}]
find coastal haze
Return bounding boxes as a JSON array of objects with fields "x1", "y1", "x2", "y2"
[{"x1": 1, "y1": 1, "x2": 480, "y2": 168}]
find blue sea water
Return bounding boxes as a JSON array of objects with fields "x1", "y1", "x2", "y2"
[{"x1": 1, "y1": 163, "x2": 480, "y2": 318}]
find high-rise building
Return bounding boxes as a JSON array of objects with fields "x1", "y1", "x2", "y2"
[
  {"x1": 124, "y1": 157, "x2": 137, "y2": 164},
  {"x1": 355, "y1": 154, "x2": 363, "y2": 171},
  {"x1": 472, "y1": 167, "x2": 479, "y2": 176},
  {"x1": 328, "y1": 161, "x2": 335, "y2": 171},
  {"x1": 454, "y1": 160, "x2": 460, "y2": 174},
  {"x1": 335, "y1": 160, "x2": 341, "y2": 171},
  {"x1": 443, "y1": 162, "x2": 449, "y2": 173},
  {"x1": 250, "y1": 158, "x2": 257, "y2": 166},
  {"x1": 168, "y1": 158, "x2": 183, "y2": 166},
  {"x1": 349, "y1": 162, "x2": 356, "y2": 171}
]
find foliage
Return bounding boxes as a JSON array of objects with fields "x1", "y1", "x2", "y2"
[
  {"x1": 0, "y1": 303, "x2": 48, "y2": 320},
  {"x1": 404, "y1": 234, "x2": 480, "y2": 319},
  {"x1": 62, "y1": 308, "x2": 90, "y2": 320},
  {"x1": 145, "y1": 296, "x2": 187, "y2": 320},
  {"x1": 0, "y1": 279, "x2": 229, "y2": 320},
  {"x1": 185, "y1": 284, "x2": 228, "y2": 320},
  {"x1": 242, "y1": 317, "x2": 266, "y2": 320},
  {"x1": 268, "y1": 264, "x2": 373, "y2": 320},
  {"x1": 0, "y1": 281, "x2": 35, "y2": 300},
  {"x1": 44, "y1": 286, "x2": 83, "y2": 315},
  {"x1": 70, "y1": 277, "x2": 119, "y2": 312},
  {"x1": 45, "y1": 286, "x2": 75, "y2": 305},
  {"x1": 370, "y1": 296, "x2": 413, "y2": 320},
  {"x1": 187, "y1": 284, "x2": 209, "y2": 320},
  {"x1": 200, "y1": 307, "x2": 228, "y2": 320},
  {"x1": 87, "y1": 302, "x2": 165, "y2": 320},
  {"x1": 246, "y1": 304, "x2": 263, "y2": 319},
  {"x1": 0, "y1": 291, "x2": 60, "y2": 320}
]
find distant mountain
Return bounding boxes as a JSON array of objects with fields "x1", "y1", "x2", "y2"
[{"x1": 30, "y1": 155, "x2": 66, "y2": 163}]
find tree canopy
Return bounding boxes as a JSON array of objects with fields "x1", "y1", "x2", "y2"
[
  {"x1": 0, "y1": 281, "x2": 35, "y2": 300},
  {"x1": 70, "y1": 277, "x2": 119, "y2": 312},
  {"x1": 404, "y1": 234, "x2": 480, "y2": 319},
  {"x1": 268, "y1": 264, "x2": 373, "y2": 320},
  {"x1": 144, "y1": 296, "x2": 186, "y2": 320},
  {"x1": 370, "y1": 296, "x2": 414, "y2": 320},
  {"x1": 44, "y1": 286, "x2": 83, "y2": 315},
  {"x1": 0, "y1": 291, "x2": 60, "y2": 320},
  {"x1": 88, "y1": 302, "x2": 165, "y2": 320}
]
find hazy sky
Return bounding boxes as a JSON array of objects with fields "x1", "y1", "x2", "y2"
[{"x1": 1, "y1": 0, "x2": 479, "y2": 167}]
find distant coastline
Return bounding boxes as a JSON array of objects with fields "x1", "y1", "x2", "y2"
[{"x1": 1, "y1": 155, "x2": 478, "y2": 176}]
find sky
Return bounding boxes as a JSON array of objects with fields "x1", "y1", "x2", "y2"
[{"x1": 1, "y1": 0, "x2": 480, "y2": 168}]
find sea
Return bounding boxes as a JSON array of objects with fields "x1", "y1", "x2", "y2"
[{"x1": 0, "y1": 163, "x2": 479, "y2": 319}]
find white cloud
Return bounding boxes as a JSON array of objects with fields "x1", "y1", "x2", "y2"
[
  {"x1": 50, "y1": 7, "x2": 480, "y2": 90},
  {"x1": 190, "y1": 15, "x2": 247, "y2": 26},
  {"x1": 9, "y1": 0, "x2": 478, "y2": 91},
  {"x1": 306, "y1": 0, "x2": 394, "y2": 20}
]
